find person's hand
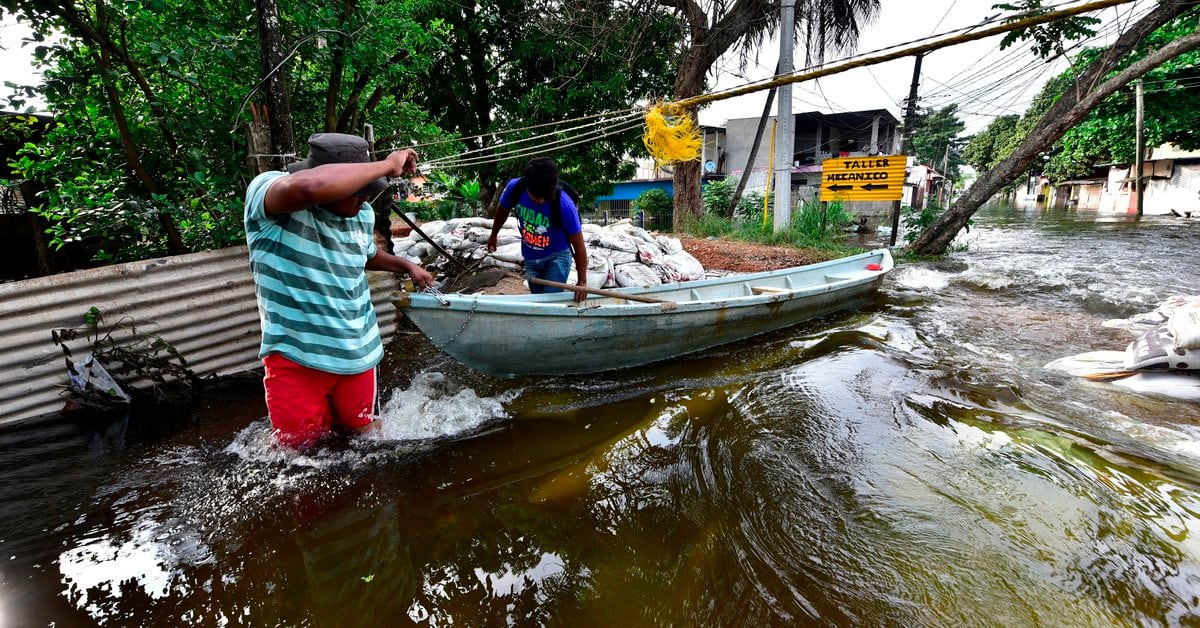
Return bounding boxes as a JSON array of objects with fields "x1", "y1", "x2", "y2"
[
  {"x1": 409, "y1": 265, "x2": 434, "y2": 289},
  {"x1": 383, "y1": 149, "x2": 419, "y2": 177},
  {"x1": 486, "y1": 233, "x2": 498, "y2": 253},
  {"x1": 574, "y1": 278, "x2": 588, "y2": 302}
]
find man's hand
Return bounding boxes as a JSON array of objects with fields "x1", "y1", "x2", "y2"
[
  {"x1": 383, "y1": 149, "x2": 419, "y2": 177},
  {"x1": 408, "y1": 265, "x2": 434, "y2": 289},
  {"x1": 573, "y1": 278, "x2": 588, "y2": 302},
  {"x1": 486, "y1": 233, "x2": 498, "y2": 253}
]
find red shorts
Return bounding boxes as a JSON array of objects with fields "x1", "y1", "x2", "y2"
[{"x1": 262, "y1": 353, "x2": 377, "y2": 448}]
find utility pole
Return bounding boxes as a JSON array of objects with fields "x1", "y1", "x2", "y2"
[
  {"x1": 773, "y1": 0, "x2": 796, "y2": 232},
  {"x1": 941, "y1": 142, "x2": 951, "y2": 206},
  {"x1": 1135, "y1": 78, "x2": 1145, "y2": 216},
  {"x1": 890, "y1": 53, "x2": 923, "y2": 247}
]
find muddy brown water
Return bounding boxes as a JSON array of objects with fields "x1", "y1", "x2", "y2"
[{"x1": 2, "y1": 203, "x2": 1200, "y2": 625}]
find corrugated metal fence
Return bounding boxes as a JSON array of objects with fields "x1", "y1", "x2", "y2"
[{"x1": 0, "y1": 245, "x2": 398, "y2": 426}]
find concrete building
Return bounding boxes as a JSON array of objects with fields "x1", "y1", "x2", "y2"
[
  {"x1": 723, "y1": 109, "x2": 902, "y2": 216},
  {"x1": 1051, "y1": 144, "x2": 1200, "y2": 215}
]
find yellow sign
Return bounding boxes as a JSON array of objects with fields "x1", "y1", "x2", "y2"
[{"x1": 819, "y1": 155, "x2": 907, "y2": 202}]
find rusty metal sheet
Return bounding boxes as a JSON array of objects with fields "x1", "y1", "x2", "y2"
[{"x1": 0, "y1": 245, "x2": 399, "y2": 426}]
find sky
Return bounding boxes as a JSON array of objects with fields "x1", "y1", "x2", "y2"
[
  {"x1": 0, "y1": 19, "x2": 42, "y2": 109},
  {"x1": 1, "y1": 1, "x2": 1153, "y2": 132},
  {"x1": 698, "y1": 0, "x2": 1153, "y2": 133}
]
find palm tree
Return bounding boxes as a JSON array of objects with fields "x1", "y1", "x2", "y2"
[{"x1": 656, "y1": 0, "x2": 880, "y2": 229}]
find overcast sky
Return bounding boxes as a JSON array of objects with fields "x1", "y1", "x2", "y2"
[
  {"x1": 699, "y1": 0, "x2": 1150, "y2": 133},
  {"x1": 1, "y1": 1, "x2": 1151, "y2": 132}
]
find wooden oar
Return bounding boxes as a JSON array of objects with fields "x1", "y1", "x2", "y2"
[
  {"x1": 529, "y1": 278, "x2": 678, "y2": 311},
  {"x1": 1082, "y1": 370, "x2": 1139, "y2": 382}
]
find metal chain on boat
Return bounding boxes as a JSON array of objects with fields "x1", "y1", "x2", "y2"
[
  {"x1": 421, "y1": 285, "x2": 451, "y2": 307},
  {"x1": 421, "y1": 286, "x2": 478, "y2": 348}
]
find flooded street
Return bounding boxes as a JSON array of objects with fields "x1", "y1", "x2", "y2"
[{"x1": 3, "y1": 204, "x2": 1200, "y2": 625}]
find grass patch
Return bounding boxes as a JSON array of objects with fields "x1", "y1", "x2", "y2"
[{"x1": 680, "y1": 208, "x2": 865, "y2": 257}]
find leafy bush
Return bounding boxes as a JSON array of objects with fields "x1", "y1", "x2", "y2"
[
  {"x1": 738, "y1": 191, "x2": 770, "y2": 223},
  {"x1": 794, "y1": 198, "x2": 853, "y2": 241},
  {"x1": 901, "y1": 201, "x2": 942, "y2": 244},
  {"x1": 701, "y1": 177, "x2": 736, "y2": 216},
  {"x1": 632, "y1": 188, "x2": 673, "y2": 217},
  {"x1": 417, "y1": 171, "x2": 483, "y2": 220}
]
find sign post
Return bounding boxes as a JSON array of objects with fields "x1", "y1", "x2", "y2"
[{"x1": 819, "y1": 155, "x2": 907, "y2": 203}]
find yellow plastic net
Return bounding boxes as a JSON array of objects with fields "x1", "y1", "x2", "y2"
[{"x1": 642, "y1": 103, "x2": 702, "y2": 167}]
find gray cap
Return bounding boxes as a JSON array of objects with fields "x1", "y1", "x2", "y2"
[{"x1": 287, "y1": 132, "x2": 387, "y2": 198}]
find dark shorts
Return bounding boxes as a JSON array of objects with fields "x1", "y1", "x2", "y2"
[{"x1": 524, "y1": 249, "x2": 573, "y2": 293}]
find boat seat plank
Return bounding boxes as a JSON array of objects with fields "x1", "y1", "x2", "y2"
[
  {"x1": 751, "y1": 286, "x2": 791, "y2": 295},
  {"x1": 824, "y1": 272, "x2": 871, "y2": 283}
]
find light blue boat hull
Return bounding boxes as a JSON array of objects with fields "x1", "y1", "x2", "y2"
[{"x1": 395, "y1": 248, "x2": 893, "y2": 376}]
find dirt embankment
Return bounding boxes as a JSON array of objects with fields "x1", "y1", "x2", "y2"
[{"x1": 679, "y1": 237, "x2": 830, "y2": 273}]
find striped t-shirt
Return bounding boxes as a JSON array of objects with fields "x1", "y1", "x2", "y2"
[{"x1": 244, "y1": 171, "x2": 382, "y2": 375}]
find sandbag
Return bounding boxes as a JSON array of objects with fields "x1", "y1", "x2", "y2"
[
  {"x1": 481, "y1": 257, "x2": 522, "y2": 270},
  {"x1": 625, "y1": 226, "x2": 657, "y2": 244},
  {"x1": 613, "y1": 262, "x2": 663, "y2": 288},
  {"x1": 490, "y1": 242, "x2": 524, "y2": 264},
  {"x1": 656, "y1": 235, "x2": 683, "y2": 255},
  {"x1": 567, "y1": 255, "x2": 611, "y2": 291},
  {"x1": 663, "y1": 251, "x2": 705, "y2": 282},
  {"x1": 592, "y1": 248, "x2": 637, "y2": 266},
  {"x1": 1169, "y1": 302, "x2": 1200, "y2": 349},
  {"x1": 636, "y1": 243, "x2": 663, "y2": 266},
  {"x1": 1124, "y1": 325, "x2": 1200, "y2": 371},
  {"x1": 597, "y1": 233, "x2": 639, "y2": 253}
]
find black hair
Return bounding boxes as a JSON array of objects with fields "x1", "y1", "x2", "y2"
[{"x1": 523, "y1": 157, "x2": 559, "y2": 200}]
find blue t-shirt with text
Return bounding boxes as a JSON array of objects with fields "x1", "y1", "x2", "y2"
[{"x1": 498, "y1": 177, "x2": 582, "y2": 260}]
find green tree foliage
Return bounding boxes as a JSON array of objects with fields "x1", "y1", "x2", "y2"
[
  {"x1": 3, "y1": 0, "x2": 444, "y2": 264},
  {"x1": 405, "y1": 1, "x2": 677, "y2": 212},
  {"x1": 993, "y1": 0, "x2": 1101, "y2": 59},
  {"x1": 1042, "y1": 17, "x2": 1200, "y2": 182},
  {"x1": 910, "y1": 104, "x2": 967, "y2": 180},
  {"x1": 962, "y1": 114, "x2": 1019, "y2": 173}
]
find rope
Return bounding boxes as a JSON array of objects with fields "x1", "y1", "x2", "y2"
[
  {"x1": 421, "y1": 111, "x2": 643, "y2": 168},
  {"x1": 638, "y1": 0, "x2": 1135, "y2": 165},
  {"x1": 669, "y1": 0, "x2": 1135, "y2": 110}
]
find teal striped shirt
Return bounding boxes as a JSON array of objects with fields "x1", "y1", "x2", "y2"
[{"x1": 244, "y1": 171, "x2": 382, "y2": 374}]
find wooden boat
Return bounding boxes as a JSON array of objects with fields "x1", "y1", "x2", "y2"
[{"x1": 393, "y1": 248, "x2": 893, "y2": 376}]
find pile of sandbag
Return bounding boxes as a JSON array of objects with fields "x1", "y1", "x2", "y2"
[
  {"x1": 1103, "y1": 296, "x2": 1200, "y2": 372},
  {"x1": 391, "y1": 217, "x2": 706, "y2": 290}
]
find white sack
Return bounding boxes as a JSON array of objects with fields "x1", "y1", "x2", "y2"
[
  {"x1": 1169, "y1": 302, "x2": 1200, "y2": 349},
  {"x1": 490, "y1": 242, "x2": 524, "y2": 264},
  {"x1": 613, "y1": 262, "x2": 663, "y2": 288},
  {"x1": 663, "y1": 251, "x2": 706, "y2": 282}
]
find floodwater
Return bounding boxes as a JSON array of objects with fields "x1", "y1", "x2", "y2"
[{"x1": 3, "y1": 203, "x2": 1200, "y2": 626}]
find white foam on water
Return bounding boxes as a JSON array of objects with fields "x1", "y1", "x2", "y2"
[
  {"x1": 223, "y1": 420, "x2": 359, "y2": 470},
  {"x1": 891, "y1": 267, "x2": 950, "y2": 292},
  {"x1": 374, "y1": 371, "x2": 514, "y2": 441}
]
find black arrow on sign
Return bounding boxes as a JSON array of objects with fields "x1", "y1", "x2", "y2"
[
  {"x1": 861, "y1": 183, "x2": 890, "y2": 191},
  {"x1": 826, "y1": 184, "x2": 852, "y2": 192}
]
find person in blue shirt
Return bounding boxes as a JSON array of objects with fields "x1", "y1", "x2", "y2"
[{"x1": 486, "y1": 157, "x2": 588, "y2": 302}]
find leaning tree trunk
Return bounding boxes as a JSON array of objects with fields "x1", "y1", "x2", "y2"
[{"x1": 908, "y1": 1, "x2": 1200, "y2": 255}]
